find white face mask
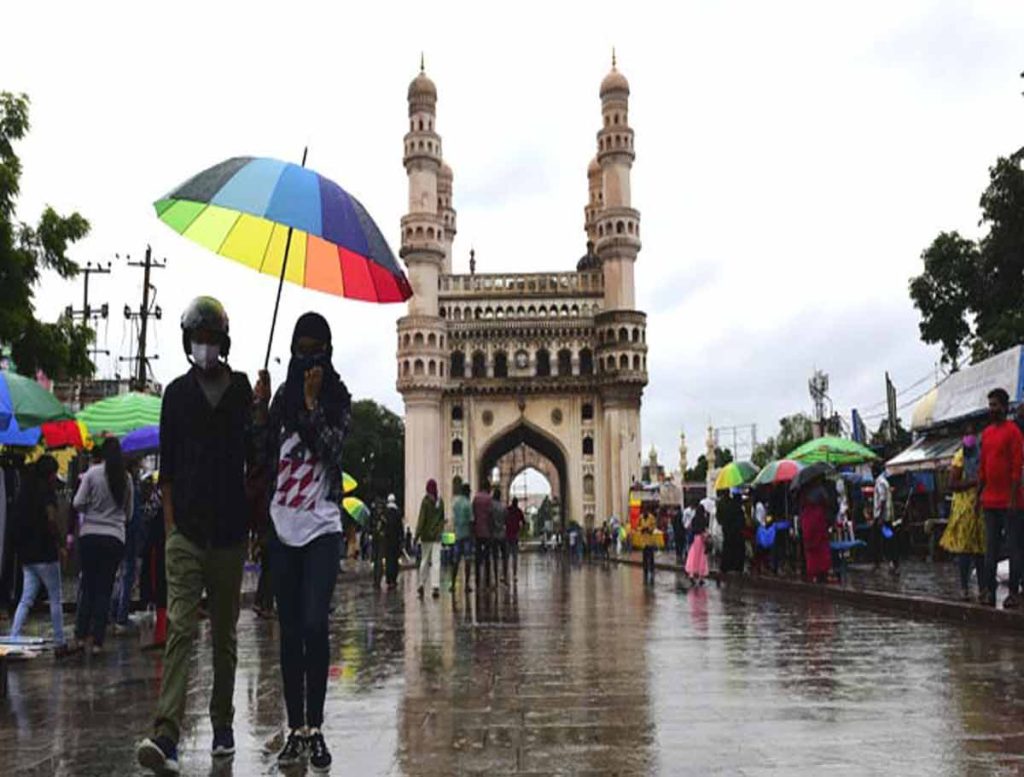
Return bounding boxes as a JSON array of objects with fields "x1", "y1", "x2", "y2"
[{"x1": 191, "y1": 342, "x2": 221, "y2": 370}]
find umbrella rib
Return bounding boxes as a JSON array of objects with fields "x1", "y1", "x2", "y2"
[
  {"x1": 256, "y1": 219, "x2": 279, "y2": 274},
  {"x1": 213, "y1": 211, "x2": 244, "y2": 255}
]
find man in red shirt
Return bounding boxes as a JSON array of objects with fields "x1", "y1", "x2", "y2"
[{"x1": 979, "y1": 388, "x2": 1024, "y2": 608}]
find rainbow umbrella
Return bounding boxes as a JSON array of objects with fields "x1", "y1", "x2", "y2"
[
  {"x1": 0, "y1": 371, "x2": 73, "y2": 431},
  {"x1": 713, "y1": 460, "x2": 758, "y2": 491},
  {"x1": 154, "y1": 153, "x2": 412, "y2": 367},
  {"x1": 342, "y1": 471, "x2": 358, "y2": 495},
  {"x1": 752, "y1": 459, "x2": 805, "y2": 487},
  {"x1": 342, "y1": 496, "x2": 370, "y2": 527}
]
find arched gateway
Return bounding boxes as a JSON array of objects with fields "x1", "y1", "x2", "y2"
[{"x1": 396, "y1": 59, "x2": 647, "y2": 528}]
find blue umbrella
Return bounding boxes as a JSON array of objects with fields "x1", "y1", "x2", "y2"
[
  {"x1": 0, "y1": 417, "x2": 42, "y2": 448},
  {"x1": 122, "y1": 425, "x2": 159, "y2": 455}
]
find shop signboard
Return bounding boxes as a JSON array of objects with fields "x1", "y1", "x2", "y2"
[{"x1": 927, "y1": 345, "x2": 1024, "y2": 427}]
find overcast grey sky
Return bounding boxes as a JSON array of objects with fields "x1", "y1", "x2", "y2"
[{"x1": 4, "y1": 0, "x2": 1023, "y2": 471}]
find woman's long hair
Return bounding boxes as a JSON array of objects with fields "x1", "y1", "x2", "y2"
[{"x1": 101, "y1": 437, "x2": 127, "y2": 508}]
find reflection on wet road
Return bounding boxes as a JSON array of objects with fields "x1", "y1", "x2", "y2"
[{"x1": 4, "y1": 555, "x2": 1024, "y2": 775}]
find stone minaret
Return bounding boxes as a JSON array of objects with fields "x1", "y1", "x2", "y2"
[
  {"x1": 438, "y1": 162, "x2": 457, "y2": 273},
  {"x1": 397, "y1": 58, "x2": 447, "y2": 525},
  {"x1": 593, "y1": 52, "x2": 647, "y2": 523},
  {"x1": 584, "y1": 156, "x2": 602, "y2": 243}
]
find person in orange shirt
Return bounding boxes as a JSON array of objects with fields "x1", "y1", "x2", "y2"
[{"x1": 978, "y1": 388, "x2": 1024, "y2": 608}]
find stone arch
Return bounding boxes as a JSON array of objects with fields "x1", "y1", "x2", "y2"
[
  {"x1": 536, "y1": 348, "x2": 551, "y2": 377},
  {"x1": 403, "y1": 360, "x2": 410, "y2": 376},
  {"x1": 471, "y1": 351, "x2": 486, "y2": 378},
  {"x1": 616, "y1": 220, "x2": 625, "y2": 234},
  {"x1": 557, "y1": 348, "x2": 572, "y2": 377},
  {"x1": 493, "y1": 351, "x2": 509, "y2": 379},
  {"x1": 402, "y1": 333, "x2": 411, "y2": 348},
  {"x1": 477, "y1": 420, "x2": 569, "y2": 522},
  {"x1": 414, "y1": 332, "x2": 425, "y2": 346},
  {"x1": 583, "y1": 436, "x2": 595, "y2": 456},
  {"x1": 428, "y1": 360, "x2": 437, "y2": 376},
  {"x1": 619, "y1": 354, "x2": 629, "y2": 370},
  {"x1": 583, "y1": 473, "x2": 595, "y2": 496},
  {"x1": 428, "y1": 333, "x2": 436, "y2": 347},
  {"x1": 579, "y1": 348, "x2": 594, "y2": 375},
  {"x1": 632, "y1": 328, "x2": 640, "y2": 343},
  {"x1": 618, "y1": 327, "x2": 628, "y2": 342},
  {"x1": 453, "y1": 307, "x2": 462, "y2": 321},
  {"x1": 633, "y1": 355, "x2": 641, "y2": 371},
  {"x1": 452, "y1": 438, "x2": 463, "y2": 457},
  {"x1": 414, "y1": 359, "x2": 424, "y2": 376}
]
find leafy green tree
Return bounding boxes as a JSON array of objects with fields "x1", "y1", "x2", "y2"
[
  {"x1": 341, "y1": 400, "x2": 405, "y2": 508},
  {"x1": 0, "y1": 92, "x2": 92, "y2": 378},
  {"x1": 685, "y1": 447, "x2": 733, "y2": 482},
  {"x1": 910, "y1": 152, "x2": 1024, "y2": 366},
  {"x1": 752, "y1": 413, "x2": 815, "y2": 467}
]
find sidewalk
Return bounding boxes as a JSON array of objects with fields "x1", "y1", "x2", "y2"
[{"x1": 601, "y1": 549, "x2": 1024, "y2": 633}]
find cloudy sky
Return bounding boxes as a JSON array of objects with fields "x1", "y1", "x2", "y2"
[{"x1": 4, "y1": 0, "x2": 1023, "y2": 472}]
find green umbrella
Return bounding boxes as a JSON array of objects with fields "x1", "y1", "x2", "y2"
[
  {"x1": 0, "y1": 370, "x2": 73, "y2": 430},
  {"x1": 788, "y1": 436, "x2": 878, "y2": 465},
  {"x1": 77, "y1": 392, "x2": 162, "y2": 436}
]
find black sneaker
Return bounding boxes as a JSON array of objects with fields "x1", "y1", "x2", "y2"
[
  {"x1": 137, "y1": 735, "x2": 180, "y2": 775},
  {"x1": 307, "y1": 729, "x2": 332, "y2": 773},
  {"x1": 277, "y1": 729, "x2": 307, "y2": 768},
  {"x1": 212, "y1": 727, "x2": 235, "y2": 757}
]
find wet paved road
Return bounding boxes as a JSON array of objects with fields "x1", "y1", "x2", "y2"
[{"x1": 4, "y1": 555, "x2": 1024, "y2": 776}]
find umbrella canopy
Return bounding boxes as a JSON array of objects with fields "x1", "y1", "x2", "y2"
[
  {"x1": 122, "y1": 425, "x2": 160, "y2": 455},
  {"x1": 154, "y1": 156, "x2": 412, "y2": 305},
  {"x1": 0, "y1": 417, "x2": 42, "y2": 448},
  {"x1": 790, "y1": 462, "x2": 836, "y2": 492},
  {"x1": 753, "y1": 459, "x2": 805, "y2": 487},
  {"x1": 342, "y1": 496, "x2": 370, "y2": 527},
  {"x1": 713, "y1": 461, "x2": 758, "y2": 491},
  {"x1": 788, "y1": 436, "x2": 878, "y2": 466},
  {"x1": 343, "y1": 472, "x2": 358, "y2": 495},
  {"x1": 77, "y1": 392, "x2": 161, "y2": 436},
  {"x1": 0, "y1": 371, "x2": 73, "y2": 431},
  {"x1": 40, "y1": 420, "x2": 90, "y2": 450}
]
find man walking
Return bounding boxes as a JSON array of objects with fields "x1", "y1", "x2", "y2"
[
  {"x1": 414, "y1": 479, "x2": 444, "y2": 598},
  {"x1": 491, "y1": 487, "x2": 509, "y2": 585},
  {"x1": 872, "y1": 463, "x2": 900, "y2": 575},
  {"x1": 506, "y1": 497, "x2": 526, "y2": 583},
  {"x1": 450, "y1": 483, "x2": 473, "y2": 594},
  {"x1": 137, "y1": 297, "x2": 266, "y2": 774},
  {"x1": 979, "y1": 388, "x2": 1024, "y2": 608},
  {"x1": 383, "y1": 494, "x2": 403, "y2": 588},
  {"x1": 472, "y1": 483, "x2": 494, "y2": 590}
]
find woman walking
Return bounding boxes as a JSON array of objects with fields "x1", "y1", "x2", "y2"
[
  {"x1": 265, "y1": 312, "x2": 350, "y2": 773},
  {"x1": 72, "y1": 437, "x2": 132, "y2": 654},
  {"x1": 797, "y1": 469, "x2": 833, "y2": 584},
  {"x1": 940, "y1": 429, "x2": 986, "y2": 601},
  {"x1": 685, "y1": 504, "x2": 710, "y2": 585},
  {"x1": 8, "y1": 456, "x2": 75, "y2": 656}
]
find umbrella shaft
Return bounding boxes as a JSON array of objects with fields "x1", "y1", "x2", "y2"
[{"x1": 264, "y1": 225, "x2": 296, "y2": 371}]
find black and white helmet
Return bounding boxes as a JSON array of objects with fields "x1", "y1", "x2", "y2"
[{"x1": 180, "y1": 296, "x2": 231, "y2": 356}]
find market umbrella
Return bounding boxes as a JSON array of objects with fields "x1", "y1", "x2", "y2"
[
  {"x1": 713, "y1": 460, "x2": 758, "y2": 491},
  {"x1": 154, "y1": 154, "x2": 412, "y2": 368},
  {"x1": 40, "y1": 420, "x2": 90, "y2": 450},
  {"x1": 788, "y1": 436, "x2": 878, "y2": 466},
  {"x1": 77, "y1": 392, "x2": 161, "y2": 437},
  {"x1": 122, "y1": 425, "x2": 160, "y2": 455},
  {"x1": 342, "y1": 496, "x2": 370, "y2": 527},
  {"x1": 0, "y1": 371, "x2": 73, "y2": 431},
  {"x1": 752, "y1": 459, "x2": 805, "y2": 487},
  {"x1": 0, "y1": 417, "x2": 42, "y2": 448},
  {"x1": 789, "y1": 462, "x2": 836, "y2": 493}
]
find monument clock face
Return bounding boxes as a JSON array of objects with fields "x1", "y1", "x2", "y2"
[{"x1": 514, "y1": 350, "x2": 529, "y2": 370}]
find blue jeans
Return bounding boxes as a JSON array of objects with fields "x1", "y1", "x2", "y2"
[
  {"x1": 113, "y1": 518, "x2": 140, "y2": 625},
  {"x1": 984, "y1": 509, "x2": 1022, "y2": 596},
  {"x1": 10, "y1": 562, "x2": 65, "y2": 645},
  {"x1": 271, "y1": 532, "x2": 341, "y2": 730}
]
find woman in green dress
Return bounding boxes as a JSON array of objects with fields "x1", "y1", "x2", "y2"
[{"x1": 939, "y1": 429, "x2": 986, "y2": 601}]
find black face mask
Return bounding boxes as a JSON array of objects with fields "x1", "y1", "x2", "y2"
[{"x1": 291, "y1": 352, "x2": 331, "y2": 373}]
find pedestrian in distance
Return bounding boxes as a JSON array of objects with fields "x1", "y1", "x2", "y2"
[
  {"x1": 978, "y1": 387, "x2": 1024, "y2": 608},
  {"x1": 137, "y1": 296, "x2": 264, "y2": 775},
  {"x1": 872, "y1": 463, "x2": 900, "y2": 576},
  {"x1": 939, "y1": 425, "x2": 986, "y2": 601},
  {"x1": 472, "y1": 483, "x2": 494, "y2": 590},
  {"x1": 450, "y1": 483, "x2": 473, "y2": 593},
  {"x1": 111, "y1": 460, "x2": 143, "y2": 633},
  {"x1": 797, "y1": 470, "x2": 833, "y2": 584},
  {"x1": 685, "y1": 503, "x2": 710, "y2": 585},
  {"x1": 718, "y1": 490, "x2": 746, "y2": 574},
  {"x1": 638, "y1": 508, "x2": 657, "y2": 585},
  {"x1": 506, "y1": 496, "x2": 526, "y2": 583},
  {"x1": 73, "y1": 436, "x2": 132, "y2": 655},
  {"x1": 261, "y1": 311, "x2": 351, "y2": 772},
  {"x1": 384, "y1": 494, "x2": 403, "y2": 588},
  {"x1": 491, "y1": 487, "x2": 509, "y2": 585},
  {"x1": 8, "y1": 455, "x2": 76, "y2": 657},
  {"x1": 415, "y1": 479, "x2": 445, "y2": 598}
]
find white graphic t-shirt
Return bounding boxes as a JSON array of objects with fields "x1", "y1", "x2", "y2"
[{"x1": 270, "y1": 432, "x2": 342, "y2": 547}]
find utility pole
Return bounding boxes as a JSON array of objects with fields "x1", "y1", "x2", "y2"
[
  {"x1": 121, "y1": 246, "x2": 166, "y2": 391},
  {"x1": 65, "y1": 260, "x2": 113, "y2": 367}
]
